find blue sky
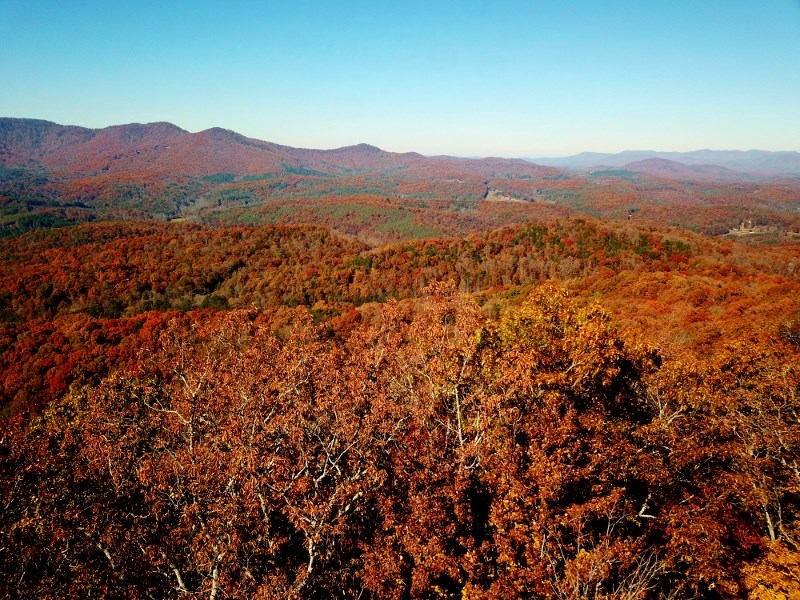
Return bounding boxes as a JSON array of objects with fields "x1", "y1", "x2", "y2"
[{"x1": 2, "y1": 1, "x2": 799, "y2": 156}]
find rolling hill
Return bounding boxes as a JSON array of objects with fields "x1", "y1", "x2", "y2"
[{"x1": 2, "y1": 118, "x2": 800, "y2": 246}]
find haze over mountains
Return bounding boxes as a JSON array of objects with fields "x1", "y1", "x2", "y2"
[{"x1": 532, "y1": 149, "x2": 800, "y2": 178}]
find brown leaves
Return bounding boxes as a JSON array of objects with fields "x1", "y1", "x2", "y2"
[{"x1": 2, "y1": 282, "x2": 800, "y2": 597}]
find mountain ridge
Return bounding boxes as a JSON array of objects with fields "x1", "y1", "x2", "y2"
[
  {"x1": 3, "y1": 117, "x2": 800, "y2": 245},
  {"x1": 606, "y1": 157, "x2": 749, "y2": 182},
  {"x1": 6, "y1": 117, "x2": 799, "y2": 181},
  {"x1": 531, "y1": 148, "x2": 800, "y2": 177},
  {"x1": 0, "y1": 118, "x2": 561, "y2": 179}
]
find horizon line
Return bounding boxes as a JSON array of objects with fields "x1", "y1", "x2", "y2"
[{"x1": 2, "y1": 115, "x2": 799, "y2": 159}]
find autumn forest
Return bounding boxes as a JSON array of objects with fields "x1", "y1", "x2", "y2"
[{"x1": 1, "y1": 118, "x2": 800, "y2": 598}]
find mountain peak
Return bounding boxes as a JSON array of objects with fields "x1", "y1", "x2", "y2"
[{"x1": 338, "y1": 143, "x2": 384, "y2": 154}]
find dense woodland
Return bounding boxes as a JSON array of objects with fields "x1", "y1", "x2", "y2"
[{"x1": 2, "y1": 119, "x2": 800, "y2": 598}]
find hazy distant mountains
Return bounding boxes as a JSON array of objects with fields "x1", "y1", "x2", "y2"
[
  {"x1": 602, "y1": 158, "x2": 749, "y2": 183},
  {"x1": 531, "y1": 150, "x2": 800, "y2": 178}
]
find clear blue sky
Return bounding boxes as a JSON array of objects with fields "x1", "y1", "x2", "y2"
[{"x1": 2, "y1": 1, "x2": 799, "y2": 156}]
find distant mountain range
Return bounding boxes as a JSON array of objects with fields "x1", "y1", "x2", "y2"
[
  {"x1": 3, "y1": 118, "x2": 798, "y2": 187},
  {"x1": 531, "y1": 149, "x2": 800, "y2": 178},
  {"x1": 599, "y1": 158, "x2": 748, "y2": 183},
  {"x1": 3, "y1": 118, "x2": 800, "y2": 244},
  {"x1": 0, "y1": 118, "x2": 559, "y2": 179}
]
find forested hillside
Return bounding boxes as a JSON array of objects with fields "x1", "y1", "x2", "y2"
[
  {"x1": 2, "y1": 118, "x2": 800, "y2": 598},
  {"x1": 3, "y1": 119, "x2": 800, "y2": 244},
  {"x1": 1, "y1": 215, "x2": 799, "y2": 598}
]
